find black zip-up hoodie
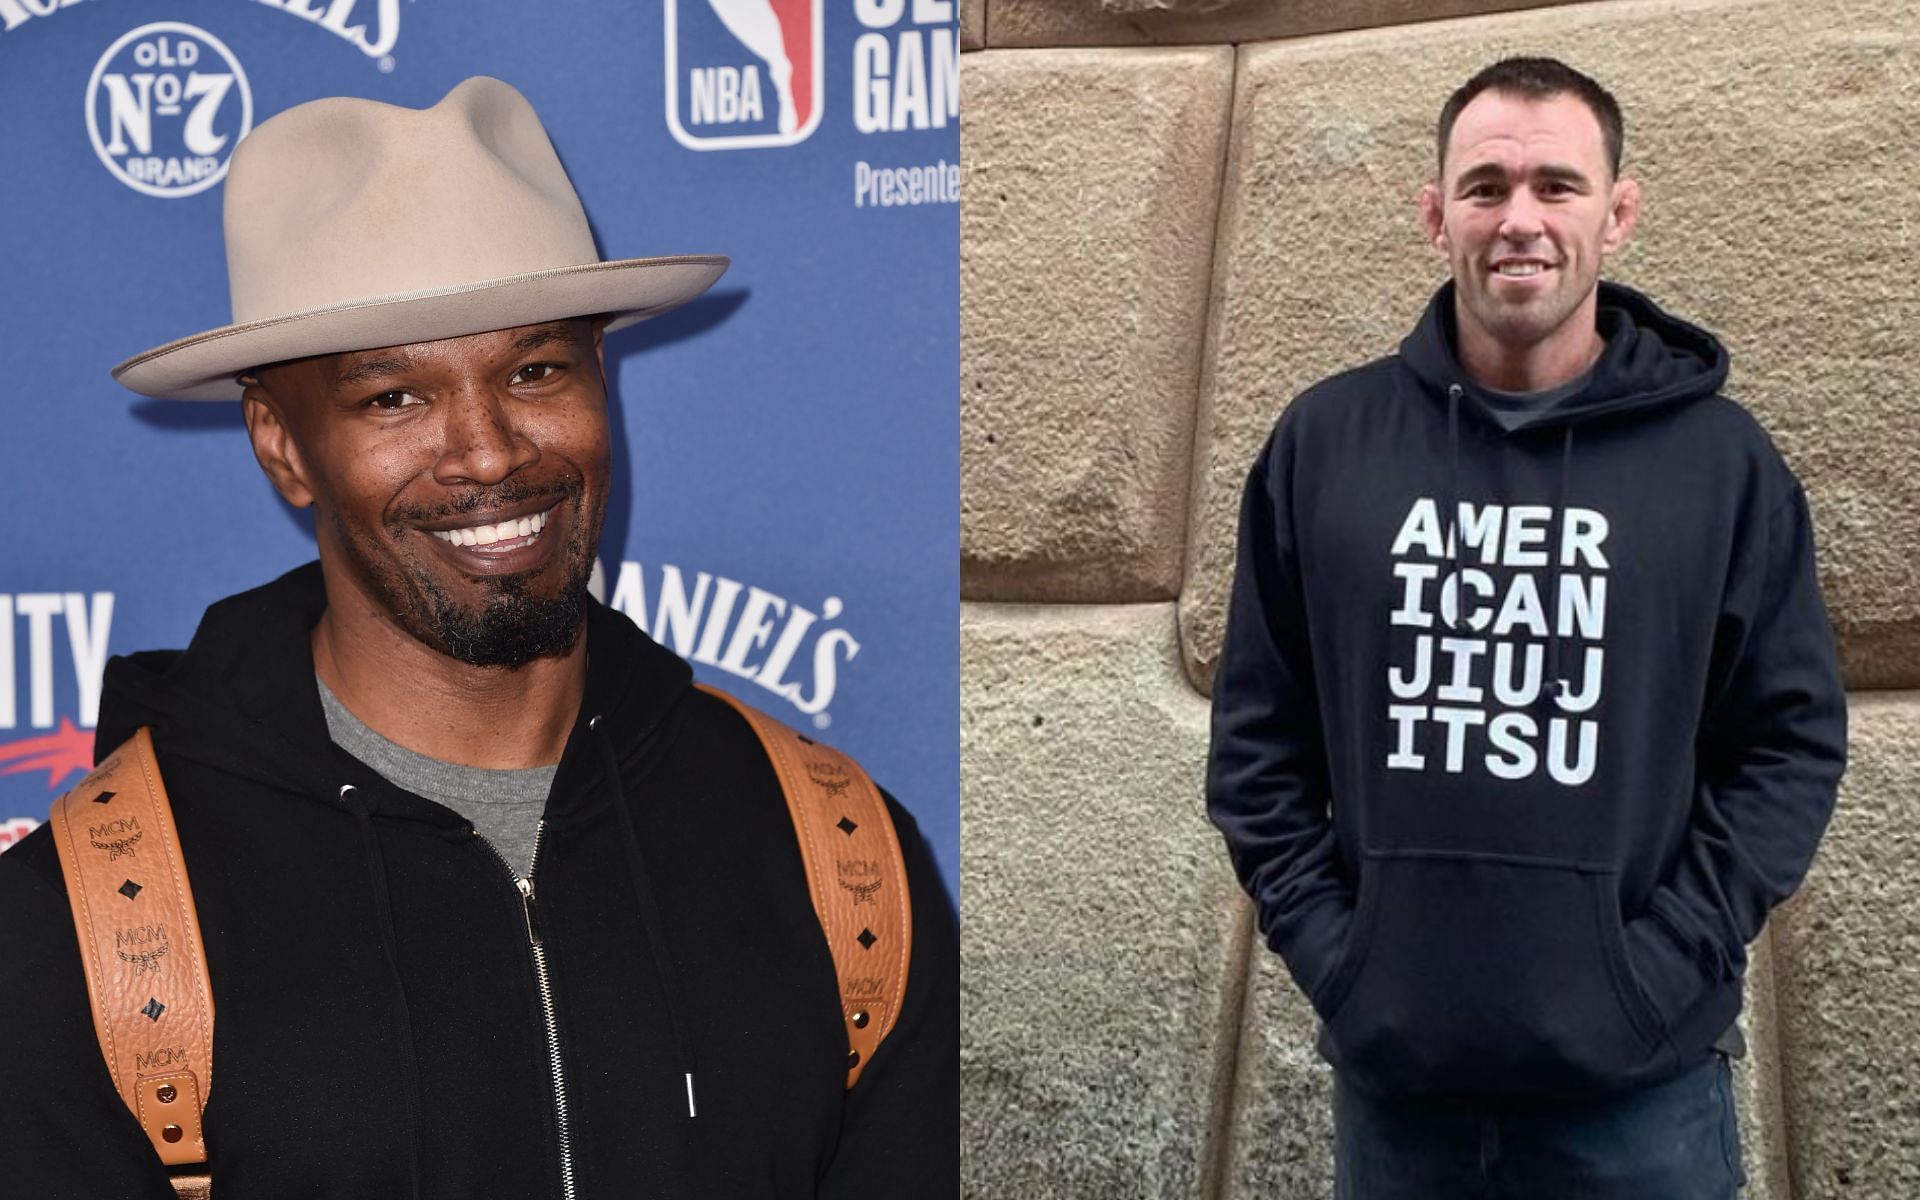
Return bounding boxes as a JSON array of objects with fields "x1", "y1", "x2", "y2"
[
  {"x1": 0, "y1": 562, "x2": 958, "y2": 1198},
  {"x1": 1207, "y1": 281, "x2": 1847, "y2": 1101}
]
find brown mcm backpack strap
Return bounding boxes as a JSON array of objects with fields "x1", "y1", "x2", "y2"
[
  {"x1": 696, "y1": 684, "x2": 911, "y2": 1088},
  {"x1": 48, "y1": 726, "x2": 214, "y2": 1200}
]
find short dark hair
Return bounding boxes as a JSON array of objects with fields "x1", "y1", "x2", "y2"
[{"x1": 1436, "y1": 57, "x2": 1623, "y2": 179}]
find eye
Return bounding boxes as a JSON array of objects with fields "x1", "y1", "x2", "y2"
[
  {"x1": 366, "y1": 390, "x2": 422, "y2": 411},
  {"x1": 512, "y1": 363, "x2": 561, "y2": 385}
]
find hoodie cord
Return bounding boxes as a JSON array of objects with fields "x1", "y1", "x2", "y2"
[
  {"x1": 338, "y1": 784, "x2": 424, "y2": 1200},
  {"x1": 1545, "y1": 425, "x2": 1576, "y2": 707},
  {"x1": 1446, "y1": 385, "x2": 1463, "y2": 619},
  {"x1": 588, "y1": 716, "x2": 700, "y2": 1119}
]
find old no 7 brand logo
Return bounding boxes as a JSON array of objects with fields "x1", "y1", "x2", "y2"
[{"x1": 86, "y1": 22, "x2": 253, "y2": 199}]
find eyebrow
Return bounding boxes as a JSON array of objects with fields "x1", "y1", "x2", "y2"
[
  {"x1": 510, "y1": 322, "x2": 585, "y2": 353},
  {"x1": 1454, "y1": 161, "x2": 1594, "y2": 191},
  {"x1": 333, "y1": 354, "x2": 417, "y2": 389}
]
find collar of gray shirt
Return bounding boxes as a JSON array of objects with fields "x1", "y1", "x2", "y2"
[{"x1": 315, "y1": 675, "x2": 555, "y2": 876}]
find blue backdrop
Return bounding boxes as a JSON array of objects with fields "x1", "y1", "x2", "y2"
[{"x1": 0, "y1": 0, "x2": 960, "y2": 898}]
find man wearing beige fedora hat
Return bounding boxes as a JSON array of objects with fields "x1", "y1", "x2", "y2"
[{"x1": 0, "y1": 76, "x2": 957, "y2": 1199}]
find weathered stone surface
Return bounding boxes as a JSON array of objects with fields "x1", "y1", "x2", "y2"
[
  {"x1": 961, "y1": 602, "x2": 1241, "y2": 1198},
  {"x1": 962, "y1": 0, "x2": 985, "y2": 50},
  {"x1": 1219, "y1": 950, "x2": 1335, "y2": 1200},
  {"x1": 986, "y1": 0, "x2": 1584, "y2": 49},
  {"x1": 962, "y1": 49, "x2": 1232, "y2": 602},
  {"x1": 1771, "y1": 692, "x2": 1920, "y2": 1200},
  {"x1": 1731, "y1": 924, "x2": 1793, "y2": 1200},
  {"x1": 1180, "y1": 0, "x2": 1920, "y2": 693},
  {"x1": 1219, "y1": 895, "x2": 1793, "y2": 1197}
]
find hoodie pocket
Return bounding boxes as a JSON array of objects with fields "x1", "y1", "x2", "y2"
[{"x1": 1319, "y1": 849, "x2": 1668, "y2": 1099}]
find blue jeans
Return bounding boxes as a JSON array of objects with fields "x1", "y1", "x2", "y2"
[{"x1": 1333, "y1": 1052, "x2": 1746, "y2": 1199}]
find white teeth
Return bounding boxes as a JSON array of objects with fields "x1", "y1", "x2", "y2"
[
  {"x1": 1497, "y1": 262, "x2": 1544, "y2": 276},
  {"x1": 429, "y1": 506, "x2": 554, "y2": 546}
]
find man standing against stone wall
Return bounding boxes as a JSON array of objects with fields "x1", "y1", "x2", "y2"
[{"x1": 1206, "y1": 57, "x2": 1846, "y2": 1198}]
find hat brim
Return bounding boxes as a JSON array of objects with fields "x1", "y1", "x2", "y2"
[{"x1": 111, "y1": 254, "x2": 731, "y2": 401}]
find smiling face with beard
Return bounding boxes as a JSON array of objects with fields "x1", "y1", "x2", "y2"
[
  {"x1": 242, "y1": 317, "x2": 611, "y2": 670},
  {"x1": 334, "y1": 469, "x2": 598, "y2": 668}
]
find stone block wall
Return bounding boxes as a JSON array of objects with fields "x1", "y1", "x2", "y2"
[{"x1": 960, "y1": 1, "x2": 1920, "y2": 1196}]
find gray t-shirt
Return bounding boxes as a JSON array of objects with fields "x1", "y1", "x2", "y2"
[
  {"x1": 317, "y1": 676, "x2": 553, "y2": 878},
  {"x1": 1474, "y1": 369, "x2": 1596, "y2": 434}
]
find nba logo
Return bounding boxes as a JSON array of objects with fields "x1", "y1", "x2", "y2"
[{"x1": 665, "y1": 0, "x2": 823, "y2": 150}]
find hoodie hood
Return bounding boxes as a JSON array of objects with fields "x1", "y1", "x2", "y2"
[
  {"x1": 95, "y1": 560, "x2": 696, "y2": 822},
  {"x1": 1400, "y1": 279, "x2": 1729, "y2": 434}
]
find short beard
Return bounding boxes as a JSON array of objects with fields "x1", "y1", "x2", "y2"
[
  {"x1": 330, "y1": 475, "x2": 600, "y2": 670},
  {"x1": 413, "y1": 557, "x2": 589, "y2": 668}
]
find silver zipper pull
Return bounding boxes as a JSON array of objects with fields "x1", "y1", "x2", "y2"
[{"x1": 517, "y1": 877, "x2": 543, "y2": 946}]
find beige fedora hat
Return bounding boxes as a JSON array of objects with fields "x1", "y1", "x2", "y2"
[{"x1": 113, "y1": 76, "x2": 729, "y2": 401}]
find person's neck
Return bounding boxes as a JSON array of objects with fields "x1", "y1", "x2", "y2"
[
  {"x1": 311, "y1": 574, "x2": 586, "y2": 771},
  {"x1": 1456, "y1": 293, "x2": 1603, "y2": 394}
]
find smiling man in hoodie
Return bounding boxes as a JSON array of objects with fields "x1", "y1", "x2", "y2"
[
  {"x1": 1206, "y1": 57, "x2": 1845, "y2": 1198},
  {"x1": 0, "y1": 78, "x2": 957, "y2": 1199}
]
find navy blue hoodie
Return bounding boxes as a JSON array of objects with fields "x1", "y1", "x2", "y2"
[{"x1": 1206, "y1": 281, "x2": 1847, "y2": 1101}]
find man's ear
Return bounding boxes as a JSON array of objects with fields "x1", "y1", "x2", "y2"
[
  {"x1": 241, "y1": 379, "x2": 317, "y2": 509},
  {"x1": 1419, "y1": 181, "x2": 1449, "y2": 253},
  {"x1": 1602, "y1": 175, "x2": 1643, "y2": 254}
]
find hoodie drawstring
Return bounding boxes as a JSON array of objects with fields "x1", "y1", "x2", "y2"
[
  {"x1": 1446, "y1": 385, "x2": 1463, "y2": 610},
  {"x1": 1545, "y1": 425, "x2": 1576, "y2": 707},
  {"x1": 589, "y1": 716, "x2": 700, "y2": 1119},
  {"x1": 339, "y1": 783, "x2": 424, "y2": 1200},
  {"x1": 1446, "y1": 386, "x2": 1579, "y2": 713}
]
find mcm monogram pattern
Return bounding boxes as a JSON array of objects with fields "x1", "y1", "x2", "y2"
[
  {"x1": 837, "y1": 856, "x2": 883, "y2": 905},
  {"x1": 137, "y1": 1046, "x2": 190, "y2": 1073},
  {"x1": 114, "y1": 923, "x2": 171, "y2": 975},
  {"x1": 806, "y1": 757, "x2": 853, "y2": 798},
  {"x1": 53, "y1": 729, "x2": 215, "y2": 1164},
  {"x1": 116, "y1": 942, "x2": 172, "y2": 975},
  {"x1": 89, "y1": 815, "x2": 144, "y2": 861}
]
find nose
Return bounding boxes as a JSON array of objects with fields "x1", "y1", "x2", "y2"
[
  {"x1": 432, "y1": 387, "x2": 538, "y2": 486},
  {"x1": 1498, "y1": 187, "x2": 1545, "y2": 244}
]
